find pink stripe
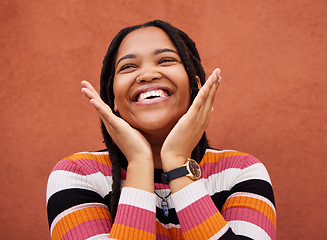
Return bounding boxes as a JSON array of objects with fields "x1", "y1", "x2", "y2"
[
  {"x1": 154, "y1": 182, "x2": 170, "y2": 190},
  {"x1": 114, "y1": 204, "x2": 156, "y2": 234},
  {"x1": 222, "y1": 207, "x2": 276, "y2": 239},
  {"x1": 201, "y1": 155, "x2": 260, "y2": 178},
  {"x1": 51, "y1": 159, "x2": 113, "y2": 176},
  {"x1": 51, "y1": 160, "x2": 85, "y2": 174},
  {"x1": 177, "y1": 195, "x2": 218, "y2": 232},
  {"x1": 61, "y1": 218, "x2": 110, "y2": 240}
]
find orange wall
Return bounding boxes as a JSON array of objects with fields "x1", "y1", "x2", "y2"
[{"x1": 1, "y1": 0, "x2": 326, "y2": 239}]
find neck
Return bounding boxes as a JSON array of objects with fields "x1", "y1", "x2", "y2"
[{"x1": 141, "y1": 131, "x2": 167, "y2": 169}]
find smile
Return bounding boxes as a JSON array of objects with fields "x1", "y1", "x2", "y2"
[
  {"x1": 132, "y1": 85, "x2": 172, "y2": 104},
  {"x1": 138, "y1": 89, "x2": 169, "y2": 102}
]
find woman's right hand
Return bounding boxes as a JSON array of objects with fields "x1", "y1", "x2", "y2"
[{"x1": 81, "y1": 80, "x2": 154, "y2": 192}]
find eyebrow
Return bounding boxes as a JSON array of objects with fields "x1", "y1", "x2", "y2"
[
  {"x1": 116, "y1": 48, "x2": 179, "y2": 67},
  {"x1": 154, "y1": 48, "x2": 178, "y2": 55},
  {"x1": 116, "y1": 54, "x2": 137, "y2": 67}
]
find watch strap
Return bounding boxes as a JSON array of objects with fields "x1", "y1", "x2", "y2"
[{"x1": 161, "y1": 166, "x2": 188, "y2": 184}]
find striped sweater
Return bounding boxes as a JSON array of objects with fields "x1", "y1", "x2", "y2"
[{"x1": 47, "y1": 149, "x2": 276, "y2": 240}]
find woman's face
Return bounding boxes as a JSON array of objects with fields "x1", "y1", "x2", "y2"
[{"x1": 113, "y1": 27, "x2": 191, "y2": 137}]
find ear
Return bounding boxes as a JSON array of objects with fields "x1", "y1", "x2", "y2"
[
  {"x1": 195, "y1": 75, "x2": 202, "y2": 89},
  {"x1": 114, "y1": 99, "x2": 118, "y2": 112}
]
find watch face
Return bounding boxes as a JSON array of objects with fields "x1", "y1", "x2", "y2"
[{"x1": 188, "y1": 159, "x2": 201, "y2": 179}]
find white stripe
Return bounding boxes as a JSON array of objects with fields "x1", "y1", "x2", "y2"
[
  {"x1": 156, "y1": 219, "x2": 181, "y2": 230},
  {"x1": 172, "y1": 180, "x2": 208, "y2": 212},
  {"x1": 75, "y1": 151, "x2": 109, "y2": 156},
  {"x1": 229, "y1": 220, "x2": 271, "y2": 240},
  {"x1": 235, "y1": 163, "x2": 272, "y2": 184},
  {"x1": 154, "y1": 189, "x2": 173, "y2": 208},
  {"x1": 50, "y1": 203, "x2": 108, "y2": 234},
  {"x1": 209, "y1": 223, "x2": 229, "y2": 240},
  {"x1": 119, "y1": 187, "x2": 156, "y2": 212},
  {"x1": 203, "y1": 168, "x2": 241, "y2": 195},
  {"x1": 86, "y1": 234, "x2": 110, "y2": 240},
  {"x1": 205, "y1": 149, "x2": 237, "y2": 154},
  {"x1": 228, "y1": 192, "x2": 276, "y2": 214},
  {"x1": 202, "y1": 162, "x2": 272, "y2": 197},
  {"x1": 46, "y1": 170, "x2": 112, "y2": 201}
]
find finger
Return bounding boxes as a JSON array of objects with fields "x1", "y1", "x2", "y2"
[
  {"x1": 203, "y1": 69, "x2": 222, "y2": 118},
  {"x1": 190, "y1": 68, "x2": 219, "y2": 112},
  {"x1": 80, "y1": 82, "x2": 115, "y2": 123},
  {"x1": 81, "y1": 81, "x2": 101, "y2": 99}
]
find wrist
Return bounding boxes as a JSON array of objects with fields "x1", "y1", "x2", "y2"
[
  {"x1": 126, "y1": 162, "x2": 154, "y2": 193},
  {"x1": 161, "y1": 155, "x2": 187, "y2": 172},
  {"x1": 161, "y1": 158, "x2": 201, "y2": 185}
]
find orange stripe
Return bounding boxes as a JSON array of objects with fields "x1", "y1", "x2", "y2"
[
  {"x1": 51, "y1": 206, "x2": 111, "y2": 240},
  {"x1": 65, "y1": 152, "x2": 112, "y2": 166},
  {"x1": 222, "y1": 196, "x2": 276, "y2": 229},
  {"x1": 200, "y1": 151, "x2": 249, "y2": 166},
  {"x1": 110, "y1": 224, "x2": 155, "y2": 240},
  {"x1": 183, "y1": 212, "x2": 228, "y2": 240},
  {"x1": 156, "y1": 221, "x2": 183, "y2": 239}
]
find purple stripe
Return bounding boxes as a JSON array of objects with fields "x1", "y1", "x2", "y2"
[
  {"x1": 61, "y1": 218, "x2": 110, "y2": 240},
  {"x1": 222, "y1": 207, "x2": 276, "y2": 239},
  {"x1": 114, "y1": 204, "x2": 156, "y2": 234},
  {"x1": 177, "y1": 195, "x2": 218, "y2": 232}
]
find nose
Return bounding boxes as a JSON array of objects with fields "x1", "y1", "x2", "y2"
[{"x1": 136, "y1": 66, "x2": 162, "y2": 83}]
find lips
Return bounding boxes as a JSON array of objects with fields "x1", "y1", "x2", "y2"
[
  {"x1": 132, "y1": 85, "x2": 172, "y2": 103},
  {"x1": 137, "y1": 89, "x2": 168, "y2": 101}
]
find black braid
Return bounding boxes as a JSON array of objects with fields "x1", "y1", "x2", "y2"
[{"x1": 99, "y1": 20, "x2": 209, "y2": 221}]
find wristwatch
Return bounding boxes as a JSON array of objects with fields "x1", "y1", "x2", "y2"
[{"x1": 161, "y1": 158, "x2": 201, "y2": 184}]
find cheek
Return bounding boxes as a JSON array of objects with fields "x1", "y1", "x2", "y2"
[{"x1": 113, "y1": 77, "x2": 128, "y2": 104}]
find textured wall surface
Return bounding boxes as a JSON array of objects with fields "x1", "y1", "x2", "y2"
[{"x1": 0, "y1": 0, "x2": 326, "y2": 239}]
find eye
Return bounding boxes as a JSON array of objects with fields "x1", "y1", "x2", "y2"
[
  {"x1": 119, "y1": 64, "x2": 136, "y2": 72},
  {"x1": 159, "y1": 57, "x2": 177, "y2": 64}
]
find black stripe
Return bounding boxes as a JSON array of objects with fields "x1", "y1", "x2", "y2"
[
  {"x1": 219, "y1": 228, "x2": 254, "y2": 239},
  {"x1": 156, "y1": 207, "x2": 179, "y2": 224},
  {"x1": 236, "y1": 235, "x2": 254, "y2": 240},
  {"x1": 219, "y1": 228, "x2": 245, "y2": 239},
  {"x1": 210, "y1": 180, "x2": 275, "y2": 212},
  {"x1": 47, "y1": 188, "x2": 109, "y2": 227},
  {"x1": 230, "y1": 179, "x2": 275, "y2": 206},
  {"x1": 210, "y1": 190, "x2": 232, "y2": 211}
]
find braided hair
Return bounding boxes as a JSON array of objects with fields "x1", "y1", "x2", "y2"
[{"x1": 99, "y1": 20, "x2": 209, "y2": 220}]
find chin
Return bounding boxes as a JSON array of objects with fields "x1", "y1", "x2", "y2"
[{"x1": 132, "y1": 114, "x2": 179, "y2": 136}]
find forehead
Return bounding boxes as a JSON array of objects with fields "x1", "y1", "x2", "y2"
[{"x1": 116, "y1": 27, "x2": 177, "y2": 59}]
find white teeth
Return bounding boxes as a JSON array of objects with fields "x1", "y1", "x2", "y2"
[{"x1": 138, "y1": 90, "x2": 168, "y2": 101}]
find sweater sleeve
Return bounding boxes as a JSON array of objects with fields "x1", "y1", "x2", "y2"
[
  {"x1": 109, "y1": 187, "x2": 156, "y2": 240},
  {"x1": 47, "y1": 158, "x2": 112, "y2": 240},
  {"x1": 171, "y1": 155, "x2": 276, "y2": 240},
  {"x1": 47, "y1": 156, "x2": 156, "y2": 240}
]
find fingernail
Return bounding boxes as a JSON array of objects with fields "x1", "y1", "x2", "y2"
[
  {"x1": 212, "y1": 74, "x2": 217, "y2": 83},
  {"x1": 216, "y1": 68, "x2": 221, "y2": 77},
  {"x1": 218, "y1": 76, "x2": 222, "y2": 84}
]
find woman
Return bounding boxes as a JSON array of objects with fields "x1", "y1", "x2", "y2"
[{"x1": 47, "y1": 20, "x2": 276, "y2": 240}]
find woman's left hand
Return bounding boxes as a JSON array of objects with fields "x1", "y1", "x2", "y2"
[{"x1": 160, "y1": 68, "x2": 221, "y2": 172}]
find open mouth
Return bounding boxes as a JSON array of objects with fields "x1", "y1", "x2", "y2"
[
  {"x1": 137, "y1": 89, "x2": 170, "y2": 102},
  {"x1": 133, "y1": 87, "x2": 172, "y2": 103}
]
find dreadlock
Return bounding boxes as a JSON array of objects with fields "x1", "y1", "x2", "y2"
[{"x1": 99, "y1": 20, "x2": 209, "y2": 220}]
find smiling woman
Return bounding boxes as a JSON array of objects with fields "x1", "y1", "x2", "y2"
[
  {"x1": 113, "y1": 27, "x2": 192, "y2": 137},
  {"x1": 46, "y1": 20, "x2": 276, "y2": 240}
]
